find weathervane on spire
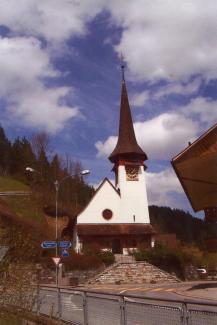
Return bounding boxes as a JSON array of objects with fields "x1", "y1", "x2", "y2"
[{"x1": 120, "y1": 52, "x2": 125, "y2": 83}]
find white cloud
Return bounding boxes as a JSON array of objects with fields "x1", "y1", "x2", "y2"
[
  {"x1": 132, "y1": 79, "x2": 201, "y2": 107},
  {"x1": 95, "y1": 136, "x2": 117, "y2": 158},
  {"x1": 0, "y1": 36, "x2": 78, "y2": 133},
  {"x1": 107, "y1": 0, "x2": 217, "y2": 82},
  {"x1": 181, "y1": 97, "x2": 217, "y2": 125},
  {"x1": 95, "y1": 112, "x2": 198, "y2": 160},
  {"x1": 0, "y1": 1, "x2": 107, "y2": 132},
  {"x1": 153, "y1": 78, "x2": 201, "y2": 100},
  {"x1": 0, "y1": 0, "x2": 104, "y2": 43},
  {"x1": 146, "y1": 168, "x2": 183, "y2": 207},
  {"x1": 8, "y1": 86, "x2": 79, "y2": 133},
  {"x1": 131, "y1": 90, "x2": 150, "y2": 107}
]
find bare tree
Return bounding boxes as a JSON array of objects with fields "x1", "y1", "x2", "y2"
[{"x1": 31, "y1": 132, "x2": 52, "y2": 160}]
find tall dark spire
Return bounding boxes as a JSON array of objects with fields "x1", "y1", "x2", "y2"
[{"x1": 109, "y1": 65, "x2": 147, "y2": 163}]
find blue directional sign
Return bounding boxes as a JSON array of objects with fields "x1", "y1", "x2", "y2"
[
  {"x1": 61, "y1": 249, "x2": 69, "y2": 257},
  {"x1": 58, "y1": 241, "x2": 72, "y2": 248},
  {"x1": 41, "y1": 241, "x2": 57, "y2": 249}
]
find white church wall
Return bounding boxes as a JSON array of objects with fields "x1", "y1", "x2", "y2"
[
  {"x1": 77, "y1": 165, "x2": 150, "y2": 226},
  {"x1": 77, "y1": 179, "x2": 123, "y2": 224},
  {"x1": 118, "y1": 165, "x2": 150, "y2": 223}
]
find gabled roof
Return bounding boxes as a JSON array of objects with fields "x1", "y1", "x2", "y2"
[
  {"x1": 171, "y1": 123, "x2": 217, "y2": 212},
  {"x1": 77, "y1": 177, "x2": 120, "y2": 217},
  {"x1": 109, "y1": 66, "x2": 147, "y2": 163}
]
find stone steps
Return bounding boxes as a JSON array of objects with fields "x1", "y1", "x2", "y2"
[
  {"x1": 114, "y1": 254, "x2": 135, "y2": 263},
  {"x1": 89, "y1": 261, "x2": 180, "y2": 284}
]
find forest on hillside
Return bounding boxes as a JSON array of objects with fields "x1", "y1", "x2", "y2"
[
  {"x1": 149, "y1": 205, "x2": 217, "y2": 246},
  {"x1": 0, "y1": 125, "x2": 94, "y2": 216}
]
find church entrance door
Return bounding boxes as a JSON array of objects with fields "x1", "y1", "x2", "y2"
[{"x1": 112, "y1": 238, "x2": 122, "y2": 254}]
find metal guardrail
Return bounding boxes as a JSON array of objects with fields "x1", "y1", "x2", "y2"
[
  {"x1": 36, "y1": 286, "x2": 217, "y2": 325},
  {"x1": 0, "y1": 191, "x2": 32, "y2": 196}
]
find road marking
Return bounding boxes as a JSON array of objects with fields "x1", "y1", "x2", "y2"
[
  {"x1": 164, "y1": 288, "x2": 175, "y2": 292},
  {"x1": 122, "y1": 287, "x2": 141, "y2": 292},
  {"x1": 139, "y1": 288, "x2": 152, "y2": 291},
  {"x1": 91, "y1": 286, "x2": 128, "y2": 291},
  {"x1": 118, "y1": 288, "x2": 128, "y2": 293},
  {"x1": 151, "y1": 288, "x2": 164, "y2": 292}
]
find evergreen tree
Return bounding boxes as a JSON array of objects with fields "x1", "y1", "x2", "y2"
[
  {"x1": 36, "y1": 148, "x2": 50, "y2": 183},
  {"x1": 10, "y1": 137, "x2": 23, "y2": 176},
  {"x1": 10, "y1": 137, "x2": 36, "y2": 178},
  {"x1": 50, "y1": 154, "x2": 61, "y2": 180},
  {"x1": 0, "y1": 126, "x2": 11, "y2": 175}
]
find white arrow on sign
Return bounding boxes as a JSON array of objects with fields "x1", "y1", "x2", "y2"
[{"x1": 52, "y1": 257, "x2": 61, "y2": 265}]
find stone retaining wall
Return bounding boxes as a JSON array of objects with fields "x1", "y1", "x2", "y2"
[{"x1": 89, "y1": 261, "x2": 180, "y2": 284}]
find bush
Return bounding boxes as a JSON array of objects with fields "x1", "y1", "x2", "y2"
[
  {"x1": 83, "y1": 244, "x2": 115, "y2": 266},
  {"x1": 99, "y1": 251, "x2": 115, "y2": 266},
  {"x1": 133, "y1": 242, "x2": 204, "y2": 280},
  {"x1": 62, "y1": 252, "x2": 102, "y2": 270}
]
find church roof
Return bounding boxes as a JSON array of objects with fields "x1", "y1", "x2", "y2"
[
  {"x1": 109, "y1": 66, "x2": 147, "y2": 163},
  {"x1": 171, "y1": 123, "x2": 217, "y2": 212},
  {"x1": 77, "y1": 224, "x2": 155, "y2": 236}
]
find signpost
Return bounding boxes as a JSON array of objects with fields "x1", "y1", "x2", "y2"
[
  {"x1": 41, "y1": 241, "x2": 57, "y2": 248},
  {"x1": 61, "y1": 249, "x2": 69, "y2": 257},
  {"x1": 52, "y1": 257, "x2": 61, "y2": 265},
  {"x1": 41, "y1": 241, "x2": 71, "y2": 249},
  {"x1": 58, "y1": 241, "x2": 72, "y2": 248}
]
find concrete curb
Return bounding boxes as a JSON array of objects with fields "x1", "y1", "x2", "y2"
[{"x1": 175, "y1": 287, "x2": 217, "y2": 302}]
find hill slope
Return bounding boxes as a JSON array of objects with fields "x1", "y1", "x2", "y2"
[
  {"x1": 0, "y1": 176, "x2": 44, "y2": 222},
  {"x1": 149, "y1": 205, "x2": 214, "y2": 245}
]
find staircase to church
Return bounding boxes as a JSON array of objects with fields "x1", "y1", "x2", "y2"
[{"x1": 88, "y1": 257, "x2": 180, "y2": 285}]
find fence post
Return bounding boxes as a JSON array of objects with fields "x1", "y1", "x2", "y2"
[
  {"x1": 181, "y1": 302, "x2": 189, "y2": 325},
  {"x1": 36, "y1": 285, "x2": 40, "y2": 315},
  {"x1": 58, "y1": 287, "x2": 62, "y2": 318},
  {"x1": 83, "y1": 291, "x2": 88, "y2": 325},
  {"x1": 119, "y1": 295, "x2": 126, "y2": 325}
]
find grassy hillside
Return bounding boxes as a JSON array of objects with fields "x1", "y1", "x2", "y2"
[
  {"x1": 0, "y1": 176, "x2": 29, "y2": 192},
  {"x1": 0, "y1": 176, "x2": 44, "y2": 222}
]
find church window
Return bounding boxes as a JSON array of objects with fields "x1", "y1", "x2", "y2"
[{"x1": 102, "y1": 209, "x2": 113, "y2": 220}]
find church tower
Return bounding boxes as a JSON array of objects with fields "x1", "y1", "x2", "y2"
[
  {"x1": 109, "y1": 65, "x2": 150, "y2": 224},
  {"x1": 76, "y1": 65, "x2": 154, "y2": 254}
]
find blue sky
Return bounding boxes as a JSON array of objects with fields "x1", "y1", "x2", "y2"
[{"x1": 0, "y1": 1, "x2": 217, "y2": 217}]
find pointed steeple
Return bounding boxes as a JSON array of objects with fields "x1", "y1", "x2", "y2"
[{"x1": 109, "y1": 65, "x2": 147, "y2": 163}]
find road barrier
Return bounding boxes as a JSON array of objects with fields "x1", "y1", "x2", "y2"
[{"x1": 35, "y1": 286, "x2": 217, "y2": 325}]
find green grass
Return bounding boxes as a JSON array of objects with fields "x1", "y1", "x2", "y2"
[
  {"x1": 0, "y1": 176, "x2": 43, "y2": 223},
  {"x1": 0, "y1": 176, "x2": 30, "y2": 192},
  {"x1": 3, "y1": 196, "x2": 44, "y2": 222}
]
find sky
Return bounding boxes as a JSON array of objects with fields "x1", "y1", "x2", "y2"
[{"x1": 0, "y1": 0, "x2": 217, "y2": 217}]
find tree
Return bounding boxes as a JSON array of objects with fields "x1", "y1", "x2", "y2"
[
  {"x1": 10, "y1": 137, "x2": 36, "y2": 179},
  {"x1": 36, "y1": 148, "x2": 50, "y2": 182},
  {"x1": 50, "y1": 154, "x2": 62, "y2": 180},
  {"x1": 31, "y1": 132, "x2": 51, "y2": 160},
  {"x1": 0, "y1": 126, "x2": 11, "y2": 175}
]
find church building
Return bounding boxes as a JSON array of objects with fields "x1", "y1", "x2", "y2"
[{"x1": 75, "y1": 66, "x2": 155, "y2": 254}]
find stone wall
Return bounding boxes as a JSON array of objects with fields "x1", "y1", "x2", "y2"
[{"x1": 88, "y1": 261, "x2": 180, "y2": 285}]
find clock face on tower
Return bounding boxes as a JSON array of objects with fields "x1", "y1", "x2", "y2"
[{"x1": 125, "y1": 166, "x2": 139, "y2": 181}]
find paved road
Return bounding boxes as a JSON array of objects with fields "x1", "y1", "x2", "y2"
[{"x1": 83, "y1": 280, "x2": 217, "y2": 301}]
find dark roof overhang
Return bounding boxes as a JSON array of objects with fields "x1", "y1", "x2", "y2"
[
  {"x1": 77, "y1": 224, "x2": 156, "y2": 236},
  {"x1": 171, "y1": 123, "x2": 217, "y2": 212}
]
